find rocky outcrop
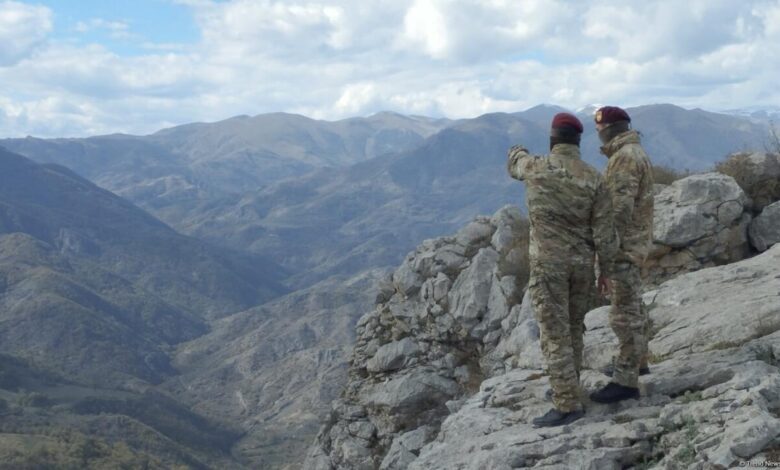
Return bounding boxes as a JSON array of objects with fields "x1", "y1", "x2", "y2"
[
  {"x1": 750, "y1": 201, "x2": 780, "y2": 252},
  {"x1": 306, "y1": 173, "x2": 780, "y2": 470},
  {"x1": 311, "y1": 244, "x2": 780, "y2": 469},
  {"x1": 409, "y1": 244, "x2": 780, "y2": 469},
  {"x1": 644, "y1": 173, "x2": 753, "y2": 286},
  {"x1": 305, "y1": 206, "x2": 529, "y2": 469}
]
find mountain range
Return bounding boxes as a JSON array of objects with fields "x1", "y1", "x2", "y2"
[
  {"x1": 2, "y1": 104, "x2": 770, "y2": 289},
  {"x1": 0, "y1": 104, "x2": 775, "y2": 468},
  {"x1": 0, "y1": 148, "x2": 289, "y2": 467}
]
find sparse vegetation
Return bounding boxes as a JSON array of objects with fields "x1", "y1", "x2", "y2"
[
  {"x1": 678, "y1": 390, "x2": 703, "y2": 404},
  {"x1": 0, "y1": 431, "x2": 181, "y2": 470},
  {"x1": 635, "y1": 454, "x2": 663, "y2": 470},
  {"x1": 646, "y1": 352, "x2": 671, "y2": 364},
  {"x1": 766, "y1": 120, "x2": 780, "y2": 154},
  {"x1": 652, "y1": 165, "x2": 691, "y2": 185},
  {"x1": 715, "y1": 151, "x2": 780, "y2": 211},
  {"x1": 673, "y1": 418, "x2": 699, "y2": 465},
  {"x1": 17, "y1": 391, "x2": 52, "y2": 408}
]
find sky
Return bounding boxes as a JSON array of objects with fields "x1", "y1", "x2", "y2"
[{"x1": 0, "y1": 0, "x2": 779, "y2": 137}]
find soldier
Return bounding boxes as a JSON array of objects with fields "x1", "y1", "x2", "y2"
[
  {"x1": 589, "y1": 106, "x2": 654, "y2": 404},
  {"x1": 507, "y1": 112, "x2": 619, "y2": 427}
]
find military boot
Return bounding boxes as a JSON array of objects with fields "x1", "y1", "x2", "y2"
[
  {"x1": 532, "y1": 408, "x2": 585, "y2": 428},
  {"x1": 589, "y1": 382, "x2": 639, "y2": 404}
]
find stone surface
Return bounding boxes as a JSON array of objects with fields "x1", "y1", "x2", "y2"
[
  {"x1": 408, "y1": 247, "x2": 780, "y2": 469},
  {"x1": 306, "y1": 189, "x2": 780, "y2": 470},
  {"x1": 749, "y1": 201, "x2": 780, "y2": 252},
  {"x1": 304, "y1": 207, "x2": 530, "y2": 469},
  {"x1": 645, "y1": 172, "x2": 752, "y2": 286},
  {"x1": 366, "y1": 338, "x2": 421, "y2": 373}
]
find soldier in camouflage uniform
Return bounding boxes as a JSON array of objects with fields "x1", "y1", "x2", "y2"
[
  {"x1": 507, "y1": 113, "x2": 619, "y2": 427},
  {"x1": 590, "y1": 106, "x2": 655, "y2": 404}
]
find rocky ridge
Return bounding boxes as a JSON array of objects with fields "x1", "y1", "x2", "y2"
[{"x1": 305, "y1": 171, "x2": 780, "y2": 469}]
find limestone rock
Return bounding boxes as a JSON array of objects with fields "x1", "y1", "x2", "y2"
[
  {"x1": 406, "y1": 247, "x2": 780, "y2": 469},
  {"x1": 366, "y1": 338, "x2": 420, "y2": 373},
  {"x1": 306, "y1": 205, "x2": 780, "y2": 470},
  {"x1": 448, "y1": 247, "x2": 499, "y2": 337},
  {"x1": 645, "y1": 172, "x2": 752, "y2": 286},
  {"x1": 749, "y1": 201, "x2": 780, "y2": 252},
  {"x1": 455, "y1": 219, "x2": 494, "y2": 248},
  {"x1": 654, "y1": 173, "x2": 746, "y2": 246}
]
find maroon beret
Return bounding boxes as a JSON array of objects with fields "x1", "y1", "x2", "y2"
[
  {"x1": 550, "y1": 112, "x2": 583, "y2": 133},
  {"x1": 594, "y1": 106, "x2": 631, "y2": 125}
]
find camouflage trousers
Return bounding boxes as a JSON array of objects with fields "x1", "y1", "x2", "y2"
[
  {"x1": 528, "y1": 260, "x2": 595, "y2": 413},
  {"x1": 609, "y1": 261, "x2": 648, "y2": 388}
]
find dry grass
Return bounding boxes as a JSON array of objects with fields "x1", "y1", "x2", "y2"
[
  {"x1": 715, "y1": 152, "x2": 780, "y2": 210},
  {"x1": 652, "y1": 165, "x2": 691, "y2": 185}
]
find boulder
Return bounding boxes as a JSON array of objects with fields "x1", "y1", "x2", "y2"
[
  {"x1": 749, "y1": 200, "x2": 780, "y2": 252},
  {"x1": 366, "y1": 338, "x2": 420, "y2": 373},
  {"x1": 360, "y1": 369, "x2": 459, "y2": 426},
  {"x1": 645, "y1": 172, "x2": 751, "y2": 286},
  {"x1": 454, "y1": 218, "x2": 494, "y2": 248},
  {"x1": 448, "y1": 247, "x2": 499, "y2": 337},
  {"x1": 654, "y1": 173, "x2": 746, "y2": 247}
]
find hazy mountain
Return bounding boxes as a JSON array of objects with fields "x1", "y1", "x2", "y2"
[
  {"x1": 2, "y1": 105, "x2": 768, "y2": 287},
  {"x1": 0, "y1": 112, "x2": 451, "y2": 230},
  {"x1": 176, "y1": 105, "x2": 769, "y2": 288},
  {"x1": 166, "y1": 269, "x2": 385, "y2": 468},
  {"x1": 0, "y1": 148, "x2": 301, "y2": 467},
  {"x1": 182, "y1": 112, "x2": 545, "y2": 287},
  {"x1": 612, "y1": 104, "x2": 771, "y2": 169}
]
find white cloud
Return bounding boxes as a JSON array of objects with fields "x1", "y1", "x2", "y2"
[
  {"x1": 0, "y1": 1, "x2": 52, "y2": 66},
  {"x1": 1, "y1": 0, "x2": 780, "y2": 137},
  {"x1": 402, "y1": 0, "x2": 449, "y2": 59}
]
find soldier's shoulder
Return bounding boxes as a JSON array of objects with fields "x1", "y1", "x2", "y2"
[
  {"x1": 612, "y1": 146, "x2": 650, "y2": 167},
  {"x1": 575, "y1": 159, "x2": 603, "y2": 179}
]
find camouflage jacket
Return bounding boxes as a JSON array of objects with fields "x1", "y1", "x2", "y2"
[
  {"x1": 601, "y1": 130, "x2": 654, "y2": 266},
  {"x1": 507, "y1": 143, "x2": 619, "y2": 274}
]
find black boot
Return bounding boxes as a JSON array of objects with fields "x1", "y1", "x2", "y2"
[
  {"x1": 589, "y1": 382, "x2": 639, "y2": 404},
  {"x1": 601, "y1": 363, "x2": 650, "y2": 377},
  {"x1": 532, "y1": 408, "x2": 585, "y2": 427}
]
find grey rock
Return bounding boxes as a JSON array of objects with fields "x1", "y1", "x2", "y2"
[
  {"x1": 490, "y1": 205, "x2": 525, "y2": 255},
  {"x1": 721, "y1": 409, "x2": 780, "y2": 458},
  {"x1": 448, "y1": 247, "x2": 499, "y2": 336},
  {"x1": 749, "y1": 201, "x2": 780, "y2": 252},
  {"x1": 380, "y1": 426, "x2": 437, "y2": 470},
  {"x1": 654, "y1": 173, "x2": 746, "y2": 247},
  {"x1": 307, "y1": 204, "x2": 780, "y2": 470},
  {"x1": 361, "y1": 369, "x2": 460, "y2": 416},
  {"x1": 433, "y1": 243, "x2": 468, "y2": 272},
  {"x1": 393, "y1": 261, "x2": 423, "y2": 297},
  {"x1": 432, "y1": 273, "x2": 451, "y2": 304},
  {"x1": 366, "y1": 338, "x2": 421, "y2": 373},
  {"x1": 646, "y1": 172, "x2": 752, "y2": 286},
  {"x1": 455, "y1": 219, "x2": 495, "y2": 248},
  {"x1": 648, "y1": 244, "x2": 780, "y2": 358}
]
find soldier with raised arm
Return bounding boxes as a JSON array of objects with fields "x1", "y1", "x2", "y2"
[{"x1": 507, "y1": 112, "x2": 619, "y2": 427}]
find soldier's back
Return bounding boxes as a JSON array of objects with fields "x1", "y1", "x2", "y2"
[{"x1": 524, "y1": 144, "x2": 606, "y2": 264}]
